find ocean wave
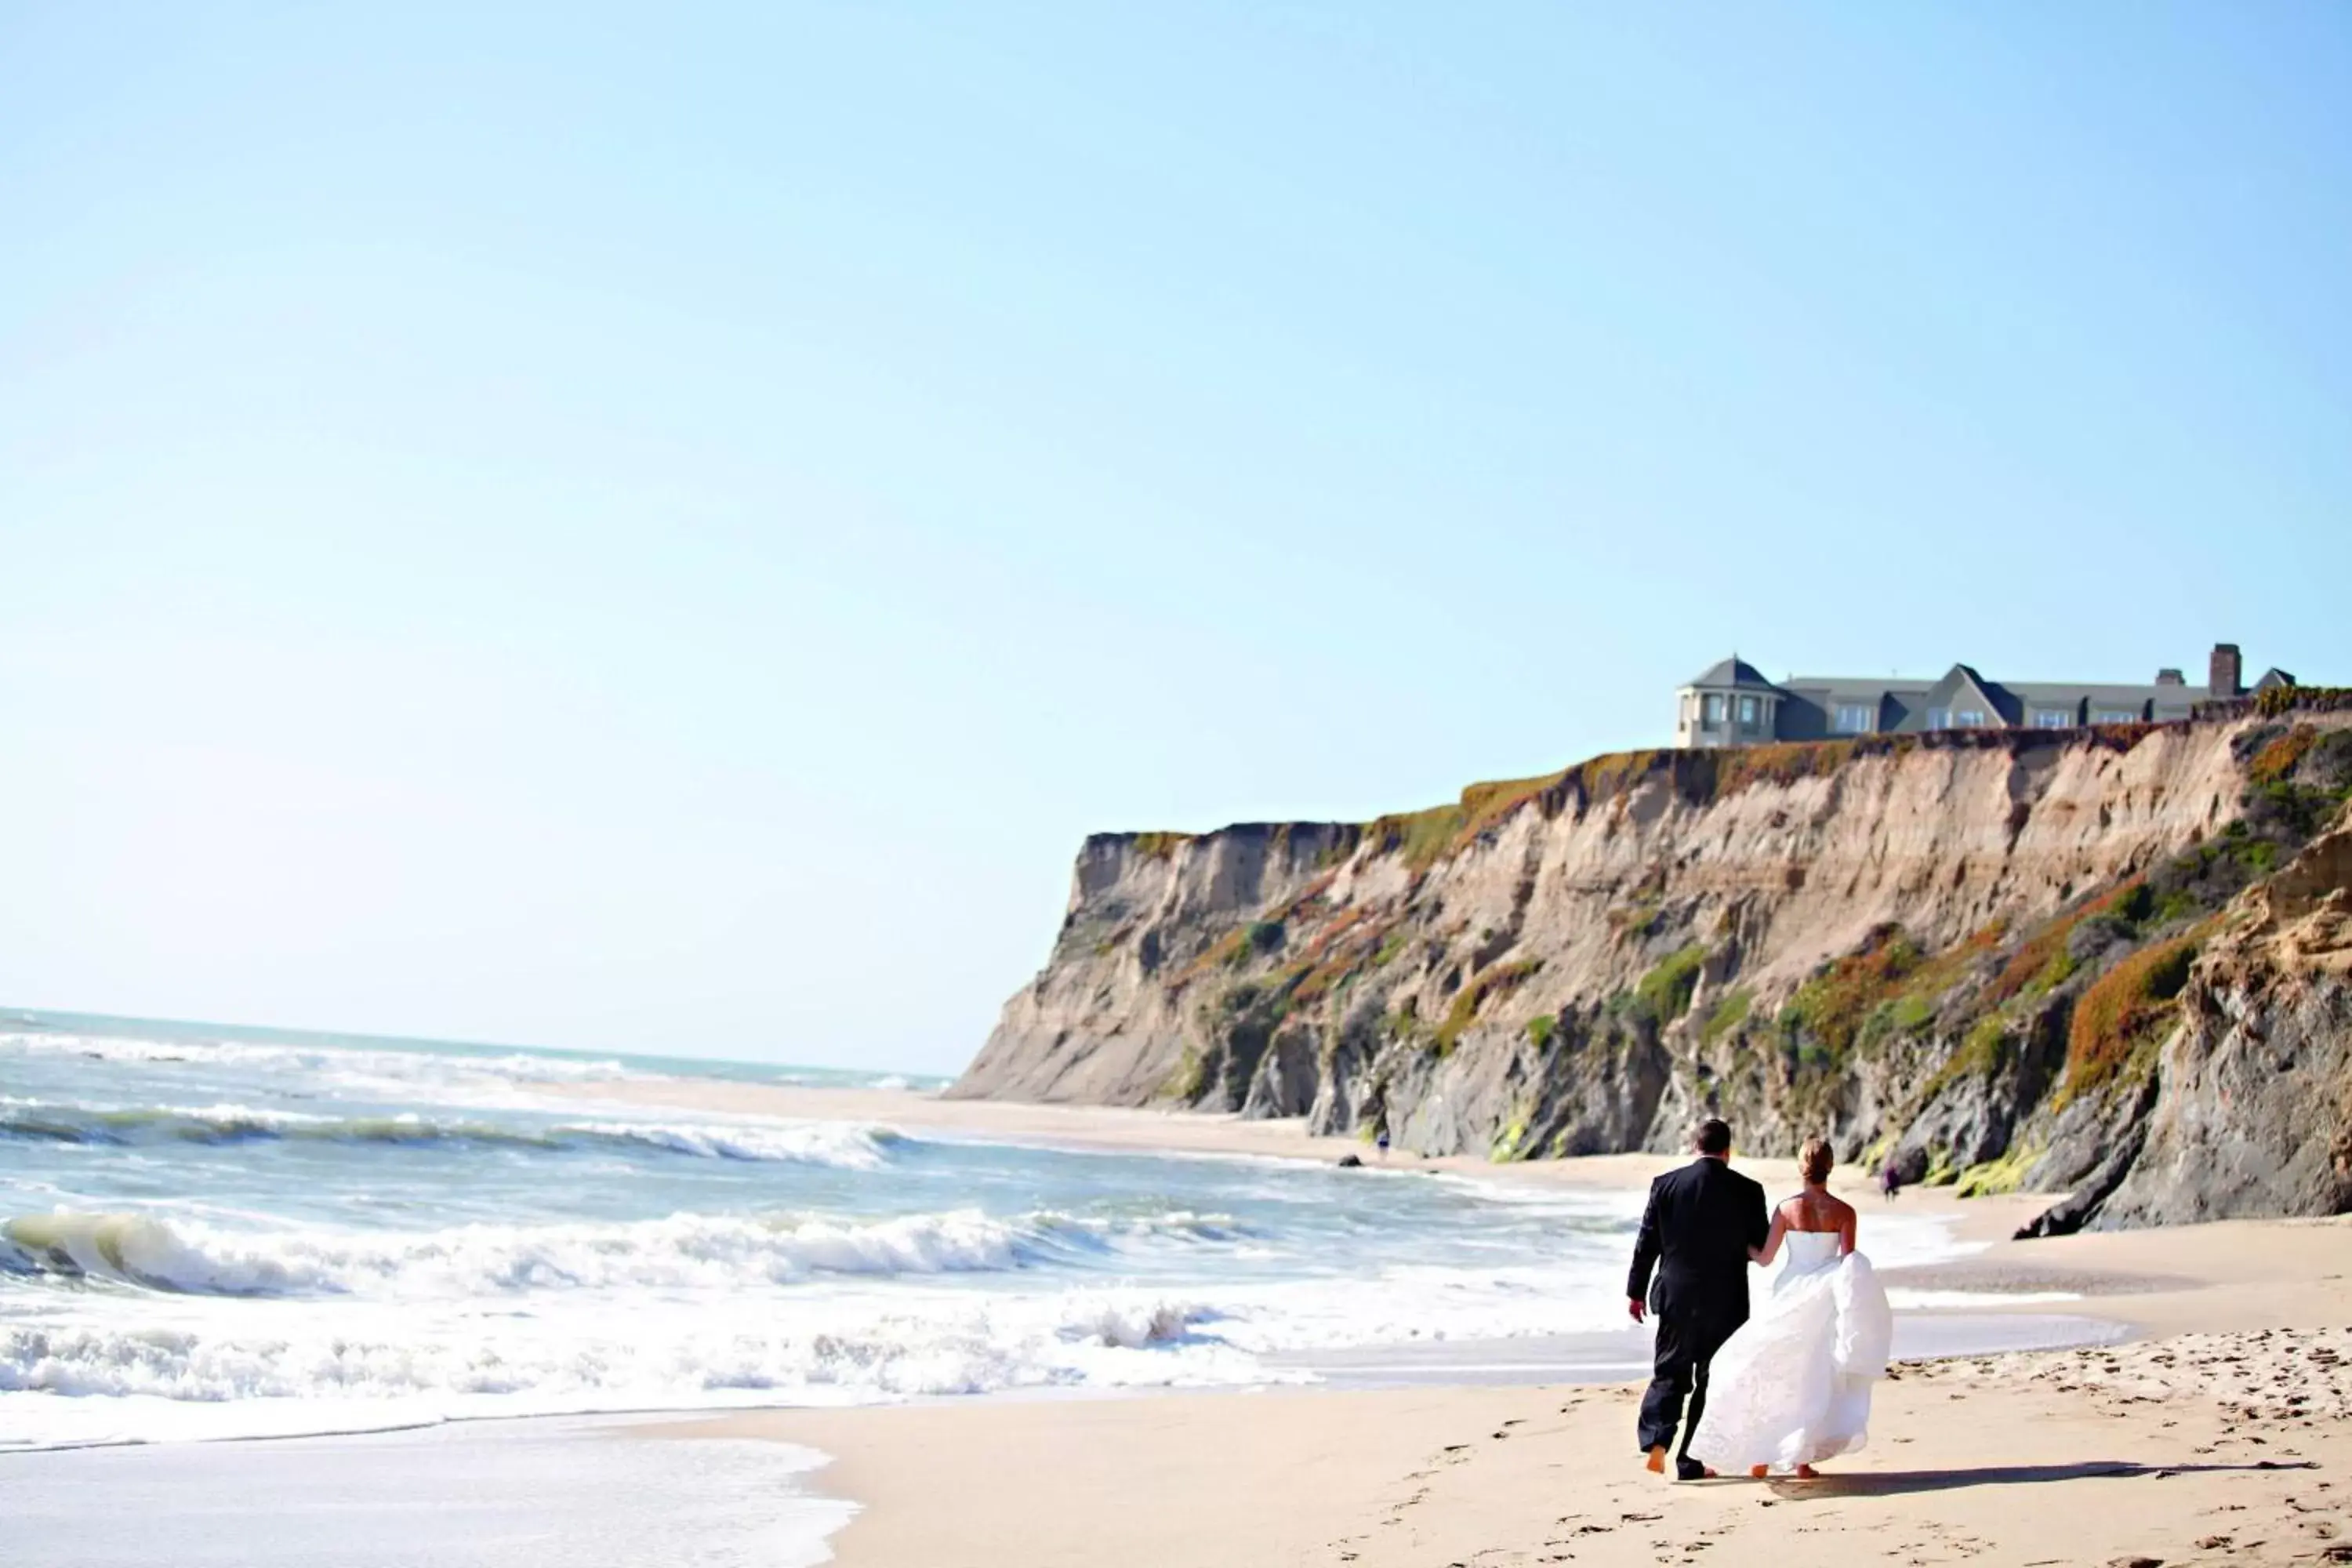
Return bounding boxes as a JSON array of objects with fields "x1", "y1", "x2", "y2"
[
  {"x1": 0, "y1": 1206, "x2": 1236, "y2": 1300},
  {"x1": 0, "y1": 1285, "x2": 1232, "y2": 1425},
  {"x1": 0, "y1": 1103, "x2": 898, "y2": 1169},
  {"x1": 0, "y1": 1029, "x2": 630, "y2": 1078}
]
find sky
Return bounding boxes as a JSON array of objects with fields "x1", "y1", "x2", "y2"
[{"x1": 2, "y1": 5, "x2": 2347, "y2": 1073}]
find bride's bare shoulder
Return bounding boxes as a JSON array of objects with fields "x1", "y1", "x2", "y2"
[{"x1": 1781, "y1": 1190, "x2": 1854, "y2": 1229}]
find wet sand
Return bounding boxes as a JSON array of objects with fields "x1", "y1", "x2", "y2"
[
  {"x1": 581, "y1": 1083, "x2": 2352, "y2": 1567},
  {"x1": 20, "y1": 1080, "x2": 2349, "y2": 1566},
  {"x1": 667, "y1": 1215, "x2": 2352, "y2": 1567},
  {"x1": 0, "y1": 1414, "x2": 853, "y2": 1568}
]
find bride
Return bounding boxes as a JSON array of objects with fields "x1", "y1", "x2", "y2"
[{"x1": 1686, "y1": 1138, "x2": 1894, "y2": 1479}]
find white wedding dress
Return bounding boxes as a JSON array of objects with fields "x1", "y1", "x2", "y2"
[{"x1": 1686, "y1": 1230, "x2": 1895, "y2": 1472}]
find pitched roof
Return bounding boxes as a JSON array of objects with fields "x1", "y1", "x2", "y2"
[
  {"x1": 1684, "y1": 656, "x2": 1779, "y2": 691},
  {"x1": 1888, "y1": 664, "x2": 2012, "y2": 731}
]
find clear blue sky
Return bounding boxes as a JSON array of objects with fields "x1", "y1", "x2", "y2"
[{"x1": 3, "y1": 5, "x2": 2346, "y2": 1073}]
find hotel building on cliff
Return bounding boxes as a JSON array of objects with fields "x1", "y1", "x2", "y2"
[{"x1": 1674, "y1": 642, "x2": 2299, "y2": 750}]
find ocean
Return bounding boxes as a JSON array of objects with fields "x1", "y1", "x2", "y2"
[{"x1": 0, "y1": 1011, "x2": 1992, "y2": 1462}]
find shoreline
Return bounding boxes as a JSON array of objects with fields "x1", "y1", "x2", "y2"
[
  {"x1": 14, "y1": 1080, "x2": 2348, "y2": 1564},
  {"x1": 546, "y1": 1083, "x2": 2352, "y2": 1564},
  {"x1": 539, "y1": 1076, "x2": 2051, "y2": 1246},
  {"x1": 661, "y1": 1213, "x2": 2352, "y2": 1567}
]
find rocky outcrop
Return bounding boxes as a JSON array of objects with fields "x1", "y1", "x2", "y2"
[
  {"x1": 2092, "y1": 821, "x2": 2352, "y2": 1226},
  {"x1": 955, "y1": 706, "x2": 2352, "y2": 1230}
]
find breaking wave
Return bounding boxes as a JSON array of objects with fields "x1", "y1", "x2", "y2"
[
  {"x1": 0, "y1": 1288, "x2": 1227, "y2": 1416},
  {"x1": 0, "y1": 1029, "x2": 636, "y2": 1087},
  {"x1": 0, "y1": 1102, "x2": 899, "y2": 1169},
  {"x1": 0, "y1": 1206, "x2": 1247, "y2": 1299}
]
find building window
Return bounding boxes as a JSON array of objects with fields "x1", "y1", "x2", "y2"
[
  {"x1": 1835, "y1": 704, "x2": 1875, "y2": 734},
  {"x1": 1926, "y1": 708, "x2": 1949, "y2": 730},
  {"x1": 1702, "y1": 694, "x2": 1724, "y2": 727},
  {"x1": 2092, "y1": 708, "x2": 2140, "y2": 724},
  {"x1": 1952, "y1": 709, "x2": 1987, "y2": 728},
  {"x1": 2034, "y1": 709, "x2": 2073, "y2": 729},
  {"x1": 1737, "y1": 695, "x2": 1759, "y2": 728}
]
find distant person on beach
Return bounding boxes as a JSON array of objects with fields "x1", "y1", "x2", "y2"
[
  {"x1": 1374, "y1": 1124, "x2": 1391, "y2": 1162},
  {"x1": 1881, "y1": 1160, "x2": 1901, "y2": 1201},
  {"x1": 1687, "y1": 1138, "x2": 1896, "y2": 1481},
  {"x1": 1626, "y1": 1118, "x2": 1769, "y2": 1481}
]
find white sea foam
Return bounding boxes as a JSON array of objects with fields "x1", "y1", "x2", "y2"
[
  {"x1": 555, "y1": 1119, "x2": 902, "y2": 1167},
  {"x1": 0, "y1": 1274, "x2": 1245, "y2": 1449},
  {"x1": 0, "y1": 1196, "x2": 2002, "y2": 1451},
  {"x1": 0, "y1": 1030, "x2": 633, "y2": 1082},
  {"x1": 0, "y1": 1021, "x2": 2017, "y2": 1455},
  {"x1": 0, "y1": 1206, "x2": 1140, "y2": 1298},
  {"x1": 0, "y1": 1101, "x2": 902, "y2": 1169}
]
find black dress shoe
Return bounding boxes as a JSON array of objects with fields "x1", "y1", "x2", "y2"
[{"x1": 1675, "y1": 1457, "x2": 1708, "y2": 1482}]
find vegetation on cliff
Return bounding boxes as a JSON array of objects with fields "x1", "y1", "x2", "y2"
[{"x1": 967, "y1": 693, "x2": 2352, "y2": 1231}]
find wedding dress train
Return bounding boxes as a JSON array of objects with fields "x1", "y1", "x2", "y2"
[{"x1": 1686, "y1": 1230, "x2": 1894, "y2": 1472}]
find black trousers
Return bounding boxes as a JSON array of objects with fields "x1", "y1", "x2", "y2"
[{"x1": 1637, "y1": 1305, "x2": 1743, "y2": 1461}]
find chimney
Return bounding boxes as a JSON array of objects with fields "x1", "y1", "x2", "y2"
[
  {"x1": 2209, "y1": 643, "x2": 2243, "y2": 699},
  {"x1": 2155, "y1": 669, "x2": 2184, "y2": 686}
]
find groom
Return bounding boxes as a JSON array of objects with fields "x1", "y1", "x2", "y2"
[{"x1": 1625, "y1": 1117, "x2": 1769, "y2": 1481}]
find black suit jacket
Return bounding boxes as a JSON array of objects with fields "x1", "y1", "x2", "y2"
[{"x1": 1626, "y1": 1157, "x2": 1771, "y2": 1323}]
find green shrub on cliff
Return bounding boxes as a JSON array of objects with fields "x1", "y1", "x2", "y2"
[
  {"x1": 1161, "y1": 1045, "x2": 1207, "y2": 1102},
  {"x1": 1780, "y1": 929, "x2": 1923, "y2": 1058},
  {"x1": 1697, "y1": 987, "x2": 1751, "y2": 1047},
  {"x1": 1368, "y1": 804, "x2": 1468, "y2": 872},
  {"x1": 2252, "y1": 684, "x2": 2352, "y2": 717},
  {"x1": 1456, "y1": 771, "x2": 1572, "y2": 845},
  {"x1": 2057, "y1": 930, "x2": 2204, "y2": 1106},
  {"x1": 1705, "y1": 740, "x2": 1858, "y2": 800},
  {"x1": 1783, "y1": 920, "x2": 2009, "y2": 1064},
  {"x1": 1953, "y1": 1141, "x2": 2039, "y2": 1199},
  {"x1": 1987, "y1": 883, "x2": 2140, "y2": 1005},
  {"x1": 1915, "y1": 1014, "x2": 2013, "y2": 1109},
  {"x1": 1432, "y1": 959, "x2": 1544, "y2": 1054},
  {"x1": 2248, "y1": 724, "x2": 2319, "y2": 787},
  {"x1": 1631, "y1": 946, "x2": 1708, "y2": 1026}
]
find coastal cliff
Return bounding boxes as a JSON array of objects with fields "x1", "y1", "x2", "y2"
[{"x1": 953, "y1": 699, "x2": 2352, "y2": 1230}]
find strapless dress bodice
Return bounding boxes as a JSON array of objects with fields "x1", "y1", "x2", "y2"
[{"x1": 1778, "y1": 1229, "x2": 1844, "y2": 1280}]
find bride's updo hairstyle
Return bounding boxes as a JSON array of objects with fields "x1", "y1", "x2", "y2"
[{"x1": 1800, "y1": 1138, "x2": 1835, "y2": 1185}]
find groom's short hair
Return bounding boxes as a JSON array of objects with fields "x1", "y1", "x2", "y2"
[{"x1": 1693, "y1": 1119, "x2": 1732, "y2": 1156}]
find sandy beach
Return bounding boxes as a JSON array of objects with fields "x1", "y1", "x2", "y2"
[
  {"x1": 582, "y1": 1083, "x2": 2352, "y2": 1568},
  {"x1": 657, "y1": 1216, "x2": 2352, "y2": 1567},
  {"x1": 10, "y1": 1080, "x2": 2347, "y2": 1566}
]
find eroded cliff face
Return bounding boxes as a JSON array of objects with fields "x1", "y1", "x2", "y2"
[
  {"x1": 2092, "y1": 820, "x2": 2352, "y2": 1227},
  {"x1": 955, "y1": 705, "x2": 2352, "y2": 1229}
]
